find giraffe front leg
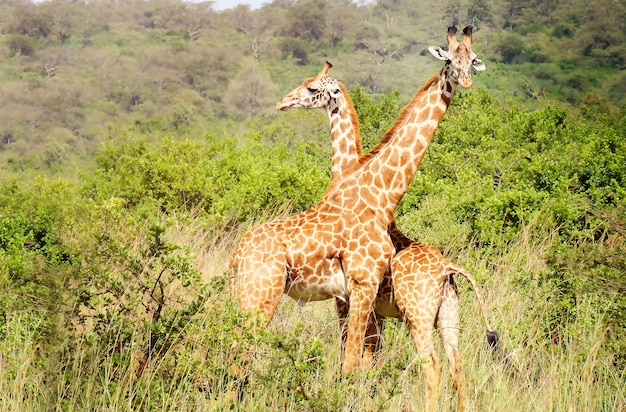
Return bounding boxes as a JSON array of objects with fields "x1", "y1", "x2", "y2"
[
  {"x1": 342, "y1": 282, "x2": 377, "y2": 374},
  {"x1": 335, "y1": 297, "x2": 349, "y2": 363},
  {"x1": 342, "y1": 235, "x2": 392, "y2": 374}
]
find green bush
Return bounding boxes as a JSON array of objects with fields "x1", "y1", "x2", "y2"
[
  {"x1": 6, "y1": 34, "x2": 36, "y2": 56},
  {"x1": 85, "y1": 131, "x2": 330, "y2": 225}
]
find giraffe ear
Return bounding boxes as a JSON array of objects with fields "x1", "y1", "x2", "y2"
[
  {"x1": 329, "y1": 88, "x2": 343, "y2": 98},
  {"x1": 429, "y1": 46, "x2": 449, "y2": 61},
  {"x1": 472, "y1": 58, "x2": 486, "y2": 71}
]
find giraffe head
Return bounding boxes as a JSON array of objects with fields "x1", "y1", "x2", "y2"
[
  {"x1": 276, "y1": 61, "x2": 343, "y2": 111},
  {"x1": 428, "y1": 26, "x2": 485, "y2": 88}
]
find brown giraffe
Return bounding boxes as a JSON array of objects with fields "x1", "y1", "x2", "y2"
[
  {"x1": 390, "y1": 244, "x2": 498, "y2": 411},
  {"x1": 230, "y1": 25, "x2": 485, "y2": 374},
  {"x1": 274, "y1": 60, "x2": 413, "y2": 362},
  {"x1": 275, "y1": 60, "x2": 498, "y2": 409}
]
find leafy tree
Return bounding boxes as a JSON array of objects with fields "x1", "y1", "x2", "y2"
[
  {"x1": 282, "y1": 0, "x2": 326, "y2": 41},
  {"x1": 325, "y1": 3, "x2": 359, "y2": 49},
  {"x1": 7, "y1": 3, "x2": 52, "y2": 39},
  {"x1": 5, "y1": 34, "x2": 36, "y2": 56},
  {"x1": 223, "y1": 64, "x2": 279, "y2": 118},
  {"x1": 495, "y1": 32, "x2": 525, "y2": 64},
  {"x1": 39, "y1": 0, "x2": 87, "y2": 45},
  {"x1": 442, "y1": 0, "x2": 461, "y2": 26},
  {"x1": 232, "y1": 5, "x2": 275, "y2": 59},
  {"x1": 277, "y1": 37, "x2": 309, "y2": 64},
  {"x1": 466, "y1": 0, "x2": 494, "y2": 29},
  {"x1": 500, "y1": 0, "x2": 528, "y2": 29}
]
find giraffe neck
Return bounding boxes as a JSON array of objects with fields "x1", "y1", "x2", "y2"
[
  {"x1": 340, "y1": 66, "x2": 457, "y2": 215},
  {"x1": 326, "y1": 83, "x2": 362, "y2": 182}
]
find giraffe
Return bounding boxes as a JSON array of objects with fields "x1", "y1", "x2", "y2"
[
  {"x1": 229, "y1": 25, "x2": 485, "y2": 374},
  {"x1": 274, "y1": 60, "x2": 413, "y2": 362},
  {"x1": 390, "y1": 244, "x2": 498, "y2": 411},
  {"x1": 275, "y1": 60, "x2": 498, "y2": 409}
]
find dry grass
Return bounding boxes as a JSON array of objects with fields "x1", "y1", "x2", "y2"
[{"x1": 1, "y1": 213, "x2": 624, "y2": 411}]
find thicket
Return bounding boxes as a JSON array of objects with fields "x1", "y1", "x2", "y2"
[{"x1": 1, "y1": 86, "x2": 625, "y2": 409}]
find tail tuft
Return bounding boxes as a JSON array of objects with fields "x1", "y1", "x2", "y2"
[{"x1": 486, "y1": 329, "x2": 500, "y2": 352}]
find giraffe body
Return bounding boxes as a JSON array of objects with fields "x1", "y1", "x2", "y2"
[
  {"x1": 231, "y1": 181, "x2": 395, "y2": 373},
  {"x1": 230, "y1": 26, "x2": 488, "y2": 375},
  {"x1": 391, "y1": 242, "x2": 497, "y2": 411}
]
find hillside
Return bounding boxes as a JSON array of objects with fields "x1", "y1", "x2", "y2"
[{"x1": 0, "y1": 0, "x2": 624, "y2": 176}]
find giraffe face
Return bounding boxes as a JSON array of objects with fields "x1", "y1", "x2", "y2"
[
  {"x1": 428, "y1": 25, "x2": 485, "y2": 89},
  {"x1": 276, "y1": 63, "x2": 343, "y2": 111},
  {"x1": 276, "y1": 76, "x2": 342, "y2": 111}
]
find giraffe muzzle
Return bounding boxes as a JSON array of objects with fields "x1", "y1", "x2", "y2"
[
  {"x1": 458, "y1": 75, "x2": 473, "y2": 88},
  {"x1": 276, "y1": 98, "x2": 291, "y2": 111}
]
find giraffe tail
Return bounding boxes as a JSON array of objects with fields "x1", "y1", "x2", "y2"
[{"x1": 446, "y1": 262, "x2": 500, "y2": 353}]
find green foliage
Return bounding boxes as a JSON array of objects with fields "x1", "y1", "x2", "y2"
[
  {"x1": 496, "y1": 32, "x2": 525, "y2": 64},
  {"x1": 5, "y1": 34, "x2": 37, "y2": 56},
  {"x1": 350, "y1": 86, "x2": 403, "y2": 152},
  {"x1": 86, "y1": 132, "x2": 329, "y2": 225},
  {"x1": 282, "y1": 0, "x2": 327, "y2": 42},
  {"x1": 277, "y1": 37, "x2": 310, "y2": 65},
  {"x1": 399, "y1": 89, "x2": 626, "y2": 245},
  {"x1": 0, "y1": 178, "x2": 78, "y2": 318}
]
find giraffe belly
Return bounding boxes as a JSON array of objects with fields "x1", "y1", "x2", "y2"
[
  {"x1": 374, "y1": 295, "x2": 402, "y2": 318},
  {"x1": 284, "y1": 258, "x2": 348, "y2": 305}
]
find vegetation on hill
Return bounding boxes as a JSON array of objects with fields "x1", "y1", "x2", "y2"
[
  {"x1": 0, "y1": 0, "x2": 625, "y2": 410},
  {"x1": 0, "y1": 0, "x2": 624, "y2": 175}
]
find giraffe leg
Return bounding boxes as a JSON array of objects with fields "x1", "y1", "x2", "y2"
[
  {"x1": 343, "y1": 283, "x2": 376, "y2": 373},
  {"x1": 437, "y1": 276, "x2": 465, "y2": 411},
  {"x1": 363, "y1": 311, "x2": 384, "y2": 368},
  {"x1": 335, "y1": 297, "x2": 349, "y2": 363},
  {"x1": 236, "y1": 238, "x2": 287, "y2": 323},
  {"x1": 338, "y1": 296, "x2": 383, "y2": 369},
  {"x1": 394, "y1": 267, "x2": 443, "y2": 410},
  {"x1": 406, "y1": 318, "x2": 441, "y2": 411},
  {"x1": 342, "y1": 236, "x2": 393, "y2": 374}
]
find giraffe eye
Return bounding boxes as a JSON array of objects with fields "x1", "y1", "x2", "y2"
[{"x1": 307, "y1": 87, "x2": 317, "y2": 93}]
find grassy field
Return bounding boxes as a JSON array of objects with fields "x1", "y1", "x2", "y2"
[{"x1": 2, "y1": 209, "x2": 624, "y2": 412}]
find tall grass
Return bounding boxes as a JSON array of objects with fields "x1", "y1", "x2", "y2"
[{"x1": 1, "y1": 211, "x2": 624, "y2": 411}]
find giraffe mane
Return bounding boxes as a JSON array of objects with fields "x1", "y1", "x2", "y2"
[
  {"x1": 356, "y1": 70, "x2": 442, "y2": 166},
  {"x1": 337, "y1": 82, "x2": 364, "y2": 158}
]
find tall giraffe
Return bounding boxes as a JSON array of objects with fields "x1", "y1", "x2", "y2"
[
  {"x1": 275, "y1": 61, "x2": 498, "y2": 409},
  {"x1": 274, "y1": 60, "x2": 413, "y2": 361},
  {"x1": 230, "y1": 25, "x2": 485, "y2": 374}
]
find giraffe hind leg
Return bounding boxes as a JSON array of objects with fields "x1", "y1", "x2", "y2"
[
  {"x1": 437, "y1": 275, "x2": 466, "y2": 411},
  {"x1": 363, "y1": 311, "x2": 384, "y2": 368},
  {"x1": 335, "y1": 297, "x2": 349, "y2": 363},
  {"x1": 406, "y1": 318, "x2": 442, "y2": 411},
  {"x1": 236, "y1": 238, "x2": 287, "y2": 324},
  {"x1": 337, "y1": 297, "x2": 384, "y2": 369}
]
